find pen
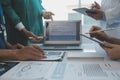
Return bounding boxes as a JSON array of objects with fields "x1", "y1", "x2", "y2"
[{"x1": 85, "y1": 28, "x2": 116, "y2": 34}]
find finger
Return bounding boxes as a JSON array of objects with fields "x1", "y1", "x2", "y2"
[
  {"x1": 29, "y1": 36, "x2": 42, "y2": 43},
  {"x1": 92, "y1": 26, "x2": 101, "y2": 31},
  {"x1": 30, "y1": 48, "x2": 45, "y2": 57},
  {"x1": 28, "y1": 32, "x2": 38, "y2": 40},
  {"x1": 93, "y1": 1, "x2": 100, "y2": 9},
  {"x1": 101, "y1": 43, "x2": 112, "y2": 52},
  {"x1": 94, "y1": 1, "x2": 99, "y2": 7},
  {"x1": 47, "y1": 12, "x2": 54, "y2": 15},
  {"x1": 103, "y1": 42, "x2": 113, "y2": 48},
  {"x1": 89, "y1": 26, "x2": 95, "y2": 32},
  {"x1": 30, "y1": 45, "x2": 45, "y2": 56},
  {"x1": 89, "y1": 26, "x2": 98, "y2": 32},
  {"x1": 32, "y1": 45, "x2": 44, "y2": 53},
  {"x1": 29, "y1": 39, "x2": 41, "y2": 43},
  {"x1": 49, "y1": 12, "x2": 54, "y2": 15},
  {"x1": 16, "y1": 44, "x2": 25, "y2": 49},
  {"x1": 91, "y1": 3, "x2": 95, "y2": 9}
]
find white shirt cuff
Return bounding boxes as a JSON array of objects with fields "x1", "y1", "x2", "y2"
[
  {"x1": 15, "y1": 22, "x2": 25, "y2": 31},
  {"x1": 42, "y1": 9, "x2": 46, "y2": 13}
]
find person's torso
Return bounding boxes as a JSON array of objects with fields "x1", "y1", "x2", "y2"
[
  {"x1": 101, "y1": 0, "x2": 120, "y2": 11},
  {"x1": 100, "y1": 0, "x2": 120, "y2": 38},
  {"x1": 11, "y1": 0, "x2": 44, "y2": 34},
  {"x1": 101, "y1": 0, "x2": 120, "y2": 27}
]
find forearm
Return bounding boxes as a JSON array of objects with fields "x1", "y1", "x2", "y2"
[
  {"x1": 107, "y1": 36, "x2": 120, "y2": 45},
  {"x1": 0, "y1": 50, "x2": 17, "y2": 61}
]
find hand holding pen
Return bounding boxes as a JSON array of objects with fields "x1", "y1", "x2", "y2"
[
  {"x1": 86, "y1": 28, "x2": 115, "y2": 34},
  {"x1": 87, "y1": 26, "x2": 111, "y2": 42}
]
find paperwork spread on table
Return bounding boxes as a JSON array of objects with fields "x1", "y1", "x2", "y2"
[{"x1": 1, "y1": 61, "x2": 120, "y2": 80}]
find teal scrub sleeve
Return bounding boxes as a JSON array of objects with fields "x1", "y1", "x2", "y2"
[{"x1": 2, "y1": 0, "x2": 21, "y2": 27}]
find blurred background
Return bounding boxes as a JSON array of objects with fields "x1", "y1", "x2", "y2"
[{"x1": 42, "y1": 0, "x2": 102, "y2": 43}]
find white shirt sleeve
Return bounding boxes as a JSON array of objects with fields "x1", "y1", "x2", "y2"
[
  {"x1": 102, "y1": 0, "x2": 120, "y2": 25},
  {"x1": 42, "y1": 9, "x2": 46, "y2": 13},
  {"x1": 15, "y1": 22, "x2": 25, "y2": 31}
]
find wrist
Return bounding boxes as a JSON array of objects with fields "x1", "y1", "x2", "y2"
[
  {"x1": 12, "y1": 49, "x2": 20, "y2": 60},
  {"x1": 106, "y1": 36, "x2": 113, "y2": 43},
  {"x1": 21, "y1": 28, "x2": 28, "y2": 35},
  {"x1": 8, "y1": 49, "x2": 19, "y2": 60},
  {"x1": 15, "y1": 22, "x2": 25, "y2": 31}
]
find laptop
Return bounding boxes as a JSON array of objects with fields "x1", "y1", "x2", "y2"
[
  {"x1": 1, "y1": 62, "x2": 120, "y2": 80},
  {"x1": 41, "y1": 20, "x2": 82, "y2": 50}
]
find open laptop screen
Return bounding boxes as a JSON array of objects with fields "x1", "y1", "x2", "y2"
[{"x1": 44, "y1": 20, "x2": 81, "y2": 46}]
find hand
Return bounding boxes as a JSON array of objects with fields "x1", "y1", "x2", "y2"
[
  {"x1": 87, "y1": 9, "x2": 103, "y2": 20},
  {"x1": 42, "y1": 11, "x2": 54, "y2": 19},
  {"x1": 28, "y1": 36, "x2": 43, "y2": 43},
  {"x1": 15, "y1": 45, "x2": 46, "y2": 60},
  {"x1": 102, "y1": 42, "x2": 120, "y2": 59},
  {"x1": 88, "y1": 2, "x2": 103, "y2": 20},
  {"x1": 91, "y1": 1, "x2": 101, "y2": 10},
  {"x1": 21, "y1": 28, "x2": 42, "y2": 43},
  {"x1": 89, "y1": 26, "x2": 109, "y2": 41}
]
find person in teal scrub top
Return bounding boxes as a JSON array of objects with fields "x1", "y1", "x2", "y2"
[
  {"x1": 0, "y1": 2, "x2": 45, "y2": 61},
  {"x1": 2, "y1": 0, "x2": 54, "y2": 46}
]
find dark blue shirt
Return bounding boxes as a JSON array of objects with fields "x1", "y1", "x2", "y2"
[{"x1": 0, "y1": 4, "x2": 6, "y2": 49}]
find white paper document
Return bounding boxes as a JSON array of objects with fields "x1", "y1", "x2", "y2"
[
  {"x1": 42, "y1": 51, "x2": 65, "y2": 61},
  {"x1": 1, "y1": 61, "x2": 120, "y2": 80},
  {"x1": 67, "y1": 52, "x2": 104, "y2": 59}
]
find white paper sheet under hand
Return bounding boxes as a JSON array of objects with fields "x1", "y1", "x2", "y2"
[{"x1": 42, "y1": 51, "x2": 65, "y2": 61}]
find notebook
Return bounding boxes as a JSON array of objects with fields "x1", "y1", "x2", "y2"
[
  {"x1": 1, "y1": 62, "x2": 120, "y2": 80},
  {"x1": 41, "y1": 20, "x2": 82, "y2": 50}
]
